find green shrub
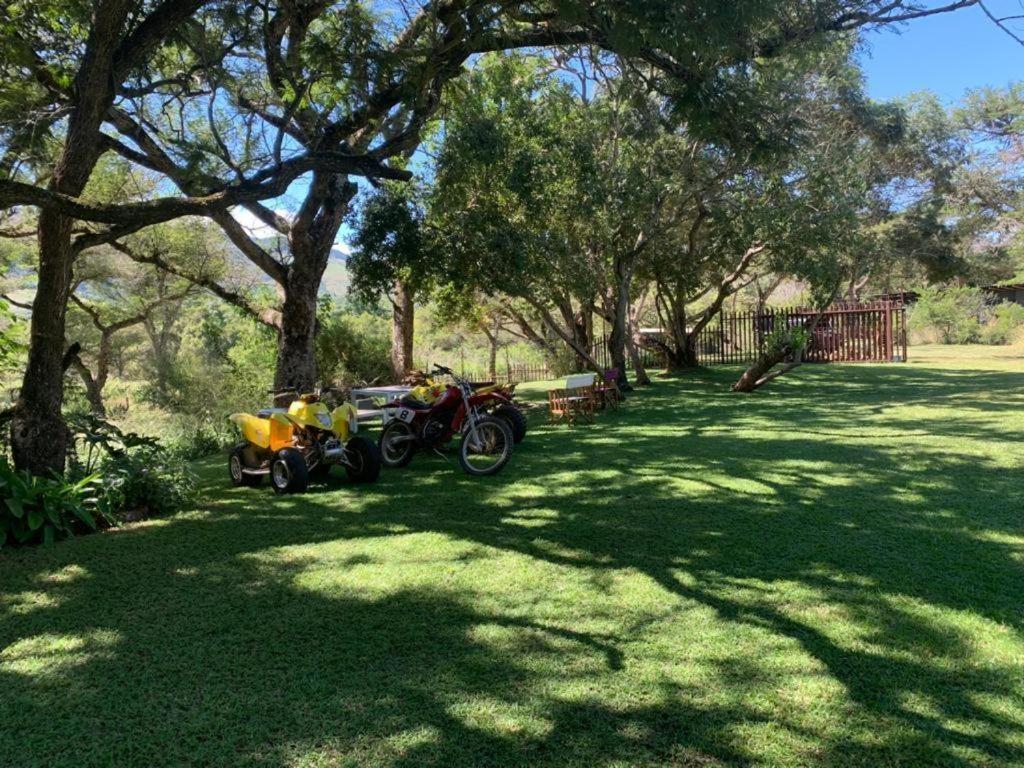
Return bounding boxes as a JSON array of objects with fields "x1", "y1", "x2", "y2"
[
  {"x1": 69, "y1": 415, "x2": 197, "y2": 523},
  {"x1": 0, "y1": 460, "x2": 109, "y2": 548},
  {"x1": 982, "y1": 302, "x2": 1024, "y2": 345},
  {"x1": 909, "y1": 285, "x2": 986, "y2": 344},
  {"x1": 99, "y1": 447, "x2": 197, "y2": 520},
  {"x1": 166, "y1": 422, "x2": 235, "y2": 460},
  {"x1": 764, "y1": 325, "x2": 811, "y2": 357},
  {"x1": 316, "y1": 310, "x2": 393, "y2": 385}
]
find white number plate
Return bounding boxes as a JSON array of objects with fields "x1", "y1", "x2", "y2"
[{"x1": 396, "y1": 408, "x2": 416, "y2": 424}]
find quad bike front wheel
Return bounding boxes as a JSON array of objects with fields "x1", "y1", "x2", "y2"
[
  {"x1": 345, "y1": 436, "x2": 382, "y2": 483},
  {"x1": 229, "y1": 444, "x2": 262, "y2": 488},
  {"x1": 459, "y1": 417, "x2": 513, "y2": 477},
  {"x1": 271, "y1": 448, "x2": 309, "y2": 494},
  {"x1": 380, "y1": 420, "x2": 416, "y2": 468}
]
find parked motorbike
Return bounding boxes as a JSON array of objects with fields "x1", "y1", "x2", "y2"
[
  {"x1": 229, "y1": 389, "x2": 381, "y2": 494},
  {"x1": 470, "y1": 382, "x2": 528, "y2": 445},
  {"x1": 379, "y1": 366, "x2": 514, "y2": 476}
]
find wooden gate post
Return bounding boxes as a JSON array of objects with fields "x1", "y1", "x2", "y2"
[{"x1": 883, "y1": 300, "x2": 894, "y2": 362}]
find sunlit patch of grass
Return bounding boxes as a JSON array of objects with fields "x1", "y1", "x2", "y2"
[{"x1": 1, "y1": 630, "x2": 122, "y2": 676}]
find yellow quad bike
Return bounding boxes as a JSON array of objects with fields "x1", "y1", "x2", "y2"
[{"x1": 229, "y1": 389, "x2": 381, "y2": 494}]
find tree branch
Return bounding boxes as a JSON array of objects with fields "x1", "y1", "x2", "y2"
[{"x1": 108, "y1": 240, "x2": 282, "y2": 329}]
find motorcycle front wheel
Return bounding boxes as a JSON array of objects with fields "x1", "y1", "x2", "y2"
[
  {"x1": 459, "y1": 417, "x2": 513, "y2": 477},
  {"x1": 379, "y1": 420, "x2": 416, "y2": 468}
]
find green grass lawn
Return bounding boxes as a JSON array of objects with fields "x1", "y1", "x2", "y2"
[{"x1": 2, "y1": 345, "x2": 1023, "y2": 767}]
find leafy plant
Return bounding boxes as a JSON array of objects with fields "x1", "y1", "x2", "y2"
[
  {"x1": 0, "y1": 460, "x2": 109, "y2": 548},
  {"x1": 66, "y1": 415, "x2": 197, "y2": 523},
  {"x1": 909, "y1": 285, "x2": 986, "y2": 344},
  {"x1": 99, "y1": 447, "x2": 196, "y2": 520},
  {"x1": 67, "y1": 414, "x2": 160, "y2": 474},
  {"x1": 166, "y1": 423, "x2": 234, "y2": 461},
  {"x1": 316, "y1": 309, "x2": 393, "y2": 386},
  {"x1": 764, "y1": 325, "x2": 811, "y2": 357},
  {"x1": 982, "y1": 302, "x2": 1024, "y2": 345},
  {"x1": 0, "y1": 297, "x2": 26, "y2": 375}
]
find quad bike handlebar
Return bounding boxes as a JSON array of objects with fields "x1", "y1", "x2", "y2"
[{"x1": 267, "y1": 385, "x2": 344, "y2": 397}]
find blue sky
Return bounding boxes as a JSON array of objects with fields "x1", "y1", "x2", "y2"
[{"x1": 857, "y1": 3, "x2": 1022, "y2": 102}]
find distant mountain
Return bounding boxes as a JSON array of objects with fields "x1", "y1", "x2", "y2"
[
  {"x1": 321, "y1": 247, "x2": 351, "y2": 297},
  {"x1": 224, "y1": 238, "x2": 351, "y2": 298}
]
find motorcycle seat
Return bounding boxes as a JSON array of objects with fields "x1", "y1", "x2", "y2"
[
  {"x1": 398, "y1": 397, "x2": 432, "y2": 410},
  {"x1": 256, "y1": 408, "x2": 288, "y2": 419}
]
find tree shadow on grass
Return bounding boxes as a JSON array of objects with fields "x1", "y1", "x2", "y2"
[{"x1": 1, "y1": 363, "x2": 1023, "y2": 766}]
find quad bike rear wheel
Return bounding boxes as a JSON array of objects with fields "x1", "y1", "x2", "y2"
[
  {"x1": 271, "y1": 448, "x2": 309, "y2": 494},
  {"x1": 345, "y1": 436, "x2": 382, "y2": 483},
  {"x1": 229, "y1": 444, "x2": 263, "y2": 488}
]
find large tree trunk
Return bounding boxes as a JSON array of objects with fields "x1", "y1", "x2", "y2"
[
  {"x1": 732, "y1": 347, "x2": 791, "y2": 393},
  {"x1": 271, "y1": 176, "x2": 356, "y2": 401},
  {"x1": 13, "y1": 213, "x2": 78, "y2": 472},
  {"x1": 390, "y1": 279, "x2": 415, "y2": 380},
  {"x1": 659, "y1": 290, "x2": 701, "y2": 370},
  {"x1": 10, "y1": 1, "x2": 131, "y2": 473},
  {"x1": 626, "y1": 294, "x2": 651, "y2": 385},
  {"x1": 274, "y1": 240, "x2": 322, "y2": 399},
  {"x1": 274, "y1": 279, "x2": 319, "y2": 400},
  {"x1": 608, "y1": 252, "x2": 637, "y2": 390},
  {"x1": 577, "y1": 302, "x2": 594, "y2": 369}
]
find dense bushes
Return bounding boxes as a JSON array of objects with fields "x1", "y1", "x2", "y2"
[
  {"x1": 70, "y1": 416, "x2": 196, "y2": 520},
  {"x1": 165, "y1": 422, "x2": 236, "y2": 461},
  {"x1": 982, "y1": 302, "x2": 1024, "y2": 345},
  {"x1": 910, "y1": 286, "x2": 1024, "y2": 345},
  {"x1": 1, "y1": 417, "x2": 196, "y2": 548},
  {"x1": 909, "y1": 286, "x2": 986, "y2": 343},
  {"x1": 316, "y1": 308, "x2": 393, "y2": 386}
]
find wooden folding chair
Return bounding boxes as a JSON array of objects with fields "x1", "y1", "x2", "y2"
[
  {"x1": 595, "y1": 368, "x2": 622, "y2": 410},
  {"x1": 548, "y1": 374, "x2": 597, "y2": 425}
]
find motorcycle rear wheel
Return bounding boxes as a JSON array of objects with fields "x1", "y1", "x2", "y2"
[
  {"x1": 494, "y1": 404, "x2": 528, "y2": 445},
  {"x1": 459, "y1": 417, "x2": 513, "y2": 477},
  {"x1": 380, "y1": 421, "x2": 416, "y2": 468}
]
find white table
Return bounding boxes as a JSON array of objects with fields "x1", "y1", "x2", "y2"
[{"x1": 350, "y1": 385, "x2": 414, "y2": 425}]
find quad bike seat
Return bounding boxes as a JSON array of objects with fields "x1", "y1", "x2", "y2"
[{"x1": 256, "y1": 407, "x2": 289, "y2": 419}]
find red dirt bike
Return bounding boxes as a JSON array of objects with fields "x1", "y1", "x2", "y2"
[
  {"x1": 379, "y1": 366, "x2": 516, "y2": 476},
  {"x1": 468, "y1": 382, "x2": 528, "y2": 445}
]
